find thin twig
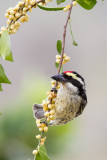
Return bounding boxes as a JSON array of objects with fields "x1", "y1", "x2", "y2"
[
  {"x1": 55, "y1": 1, "x2": 73, "y2": 87},
  {"x1": 58, "y1": 2, "x2": 73, "y2": 74}
]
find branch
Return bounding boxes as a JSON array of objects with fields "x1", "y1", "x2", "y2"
[
  {"x1": 54, "y1": 1, "x2": 73, "y2": 88},
  {"x1": 58, "y1": 2, "x2": 73, "y2": 74}
]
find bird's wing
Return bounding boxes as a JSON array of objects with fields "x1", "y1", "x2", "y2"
[
  {"x1": 75, "y1": 99, "x2": 87, "y2": 118},
  {"x1": 32, "y1": 104, "x2": 45, "y2": 119}
]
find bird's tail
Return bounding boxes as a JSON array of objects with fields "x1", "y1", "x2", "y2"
[{"x1": 32, "y1": 104, "x2": 45, "y2": 119}]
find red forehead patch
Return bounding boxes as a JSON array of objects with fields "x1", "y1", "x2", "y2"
[{"x1": 64, "y1": 71, "x2": 73, "y2": 74}]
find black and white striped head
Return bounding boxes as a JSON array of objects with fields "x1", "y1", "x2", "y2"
[
  {"x1": 51, "y1": 71, "x2": 86, "y2": 91},
  {"x1": 51, "y1": 71, "x2": 85, "y2": 86}
]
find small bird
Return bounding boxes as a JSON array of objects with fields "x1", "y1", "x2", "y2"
[{"x1": 33, "y1": 71, "x2": 87, "y2": 125}]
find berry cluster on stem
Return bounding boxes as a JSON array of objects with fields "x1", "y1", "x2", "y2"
[{"x1": 0, "y1": 0, "x2": 49, "y2": 35}]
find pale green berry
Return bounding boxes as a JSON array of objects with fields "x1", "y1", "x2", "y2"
[{"x1": 32, "y1": 149, "x2": 38, "y2": 155}]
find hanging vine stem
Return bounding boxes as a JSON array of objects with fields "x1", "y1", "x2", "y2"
[{"x1": 55, "y1": 1, "x2": 73, "y2": 88}]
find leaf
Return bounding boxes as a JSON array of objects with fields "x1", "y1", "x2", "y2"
[
  {"x1": 0, "y1": 83, "x2": 3, "y2": 91},
  {"x1": 55, "y1": 62, "x2": 59, "y2": 69},
  {"x1": 37, "y1": 4, "x2": 64, "y2": 11},
  {"x1": 55, "y1": 63, "x2": 63, "y2": 73},
  {"x1": 39, "y1": 145, "x2": 47, "y2": 155},
  {"x1": 0, "y1": 64, "x2": 11, "y2": 84},
  {"x1": 73, "y1": 40, "x2": 78, "y2": 46},
  {"x1": 76, "y1": 0, "x2": 97, "y2": 10},
  {"x1": 56, "y1": 0, "x2": 65, "y2": 5},
  {"x1": 35, "y1": 152, "x2": 43, "y2": 160},
  {"x1": 0, "y1": 30, "x2": 13, "y2": 62},
  {"x1": 69, "y1": 19, "x2": 78, "y2": 46},
  {"x1": 35, "y1": 145, "x2": 50, "y2": 160},
  {"x1": 39, "y1": 150, "x2": 50, "y2": 160},
  {"x1": 0, "y1": 112, "x2": 2, "y2": 116},
  {"x1": 57, "y1": 40, "x2": 62, "y2": 55}
]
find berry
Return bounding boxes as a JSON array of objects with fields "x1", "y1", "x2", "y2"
[
  {"x1": 5, "y1": 13, "x2": 9, "y2": 18},
  {"x1": 44, "y1": 112, "x2": 49, "y2": 117},
  {"x1": 50, "y1": 109, "x2": 55, "y2": 115},
  {"x1": 48, "y1": 104, "x2": 52, "y2": 109},
  {"x1": 39, "y1": 127, "x2": 44, "y2": 132},
  {"x1": 41, "y1": 137, "x2": 46, "y2": 142},
  {"x1": 36, "y1": 135, "x2": 41, "y2": 139},
  {"x1": 32, "y1": 149, "x2": 38, "y2": 155},
  {"x1": 72, "y1": 1, "x2": 77, "y2": 6},
  {"x1": 36, "y1": 119, "x2": 40, "y2": 124},
  {"x1": 44, "y1": 126, "x2": 48, "y2": 132}
]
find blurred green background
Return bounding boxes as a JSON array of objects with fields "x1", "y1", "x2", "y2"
[{"x1": 0, "y1": 0, "x2": 107, "y2": 160}]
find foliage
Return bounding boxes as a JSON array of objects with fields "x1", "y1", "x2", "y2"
[
  {"x1": 56, "y1": 0, "x2": 65, "y2": 5},
  {"x1": 76, "y1": 0, "x2": 97, "y2": 10},
  {"x1": 0, "y1": 64, "x2": 11, "y2": 91},
  {"x1": 0, "y1": 30, "x2": 13, "y2": 62},
  {"x1": 55, "y1": 40, "x2": 63, "y2": 73},
  {"x1": 35, "y1": 145, "x2": 50, "y2": 160},
  {"x1": 57, "y1": 40, "x2": 62, "y2": 55}
]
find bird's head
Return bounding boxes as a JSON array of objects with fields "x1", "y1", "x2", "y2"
[{"x1": 51, "y1": 71, "x2": 85, "y2": 90}]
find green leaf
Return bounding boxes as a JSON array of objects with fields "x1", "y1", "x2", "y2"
[
  {"x1": 39, "y1": 150, "x2": 50, "y2": 160},
  {"x1": 73, "y1": 40, "x2": 78, "y2": 46},
  {"x1": 57, "y1": 40, "x2": 62, "y2": 55},
  {"x1": 76, "y1": 0, "x2": 97, "y2": 10},
  {"x1": 55, "y1": 63, "x2": 63, "y2": 73},
  {"x1": 0, "y1": 64, "x2": 11, "y2": 84},
  {"x1": 37, "y1": 4, "x2": 64, "y2": 11},
  {"x1": 0, "y1": 30, "x2": 13, "y2": 62},
  {"x1": 56, "y1": 0, "x2": 65, "y2": 5},
  {"x1": 39, "y1": 145, "x2": 47, "y2": 155},
  {"x1": 36, "y1": 152, "x2": 43, "y2": 160},
  {"x1": 69, "y1": 19, "x2": 78, "y2": 46},
  {"x1": 55, "y1": 62, "x2": 59, "y2": 69},
  {"x1": 35, "y1": 145, "x2": 50, "y2": 160},
  {"x1": 0, "y1": 83, "x2": 3, "y2": 91}
]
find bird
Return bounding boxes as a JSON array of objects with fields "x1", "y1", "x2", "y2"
[{"x1": 33, "y1": 71, "x2": 87, "y2": 125}]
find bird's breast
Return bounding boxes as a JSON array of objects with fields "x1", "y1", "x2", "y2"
[{"x1": 54, "y1": 83, "x2": 82, "y2": 125}]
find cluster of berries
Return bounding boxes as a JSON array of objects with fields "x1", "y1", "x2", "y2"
[
  {"x1": 0, "y1": 0, "x2": 43, "y2": 35},
  {"x1": 0, "y1": 0, "x2": 54, "y2": 35},
  {"x1": 4, "y1": 0, "x2": 37, "y2": 35},
  {"x1": 43, "y1": 89, "x2": 57, "y2": 121},
  {"x1": 56, "y1": 53, "x2": 70, "y2": 65},
  {"x1": 36, "y1": 119, "x2": 48, "y2": 133},
  {"x1": 32, "y1": 134, "x2": 46, "y2": 155},
  {"x1": 34, "y1": 81, "x2": 58, "y2": 155},
  {"x1": 33, "y1": 132, "x2": 46, "y2": 155},
  {"x1": 63, "y1": 1, "x2": 77, "y2": 12}
]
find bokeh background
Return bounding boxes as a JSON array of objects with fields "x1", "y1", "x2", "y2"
[{"x1": 0, "y1": 0, "x2": 107, "y2": 160}]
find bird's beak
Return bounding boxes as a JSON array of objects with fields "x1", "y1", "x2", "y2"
[{"x1": 51, "y1": 74, "x2": 65, "y2": 83}]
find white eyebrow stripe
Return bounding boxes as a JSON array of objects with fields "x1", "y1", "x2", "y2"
[{"x1": 77, "y1": 77, "x2": 85, "y2": 86}]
